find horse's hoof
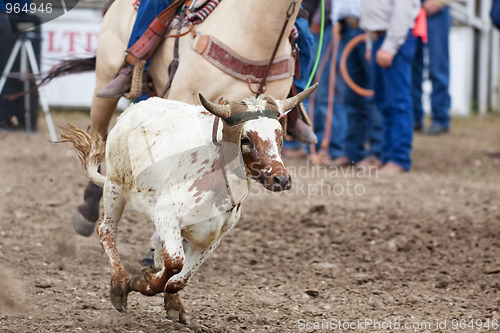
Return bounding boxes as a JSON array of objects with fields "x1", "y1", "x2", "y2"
[{"x1": 71, "y1": 212, "x2": 96, "y2": 237}]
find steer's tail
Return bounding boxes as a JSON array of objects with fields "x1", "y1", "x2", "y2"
[{"x1": 59, "y1": 125, "x2": 106, "y2": 187}]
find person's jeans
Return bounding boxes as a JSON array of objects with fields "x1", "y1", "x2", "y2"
[
  {"x1": 372, "y1": 32, "x2": 415, "y2": 171},
  {"x1": 339, "y1": 25, "x2": 382, "y2": 162},
  {"x1": 412, "y1": 6, "x2": 451, "y2": 130},
  {"x1": 306, "y1": 24, "x2": 346, "y2": 158}
]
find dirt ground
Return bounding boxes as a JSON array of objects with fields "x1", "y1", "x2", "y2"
[{"x1": 0, "y1": 110, "x2": 500, "y2": 333}]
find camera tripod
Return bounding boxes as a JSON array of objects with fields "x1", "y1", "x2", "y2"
[{"x1": 0, "y1": 28, "x2": 57, "y2": 141}]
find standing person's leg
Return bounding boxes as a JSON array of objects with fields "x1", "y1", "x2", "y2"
[
  {"x1": 371, "y1": 40, "x2": 390, "y2": 167},
  {"x1": 366, "y1": 101, "x2": 383, "y2": 160},
  {"x1": 342, "y1": 26, "x2": 382, "y2": 168},
  {"x1": 380, "y1": 34, "x2": 416, "y2": 172},
  {"x1": 311, "y1": 28, "x2": 331, "y2": 155},
  {"x1": 426, "y1": 6, "x2": 451, "y2": 134},
  {"x1": 343, "y1": 26, "x2": 369, "y2": 163},
  {"x1": 411, "y1": 37, "x2": 425, "y2": 131},
  {"x1": 311, "y1": 25, "x2": 347, "y2": 161}
]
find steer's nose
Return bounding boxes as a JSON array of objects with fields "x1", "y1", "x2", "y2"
[{"x1": 271, "y1": 174, "x2": 291, "y2": 191}]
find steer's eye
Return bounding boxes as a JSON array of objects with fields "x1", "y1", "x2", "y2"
[{"x1": 241, "y1": 137, "x2": 252, "y2": 147}]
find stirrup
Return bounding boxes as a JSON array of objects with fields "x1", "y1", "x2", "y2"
[{"x1": 124, "y1": 59, "x2": 147, "y2": 99}]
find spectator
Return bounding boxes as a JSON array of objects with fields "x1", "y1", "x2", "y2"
[
  {"x1": 412, "y1": 0, "x2": 452, "y2": 135},
  {"x1": 360, "y1": 0, "x2": 420, "y2": 175},
  {"x1": 486, "y1": 0, "x2": 500, "y2": 158},
  {"x1": 331, "y1": 0, "x2": 383, "y2": 171},
  {"x1": 300, "y1": 0, "x2": 348, "y2": 166}
]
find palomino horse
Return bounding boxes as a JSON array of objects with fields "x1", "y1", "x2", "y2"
[
  {"x1": 65, "y1": 0, "x2": 311, "y2": 234},
  {"x1": 60, "y1": 85, "x2": 316, "y2": 323},
  {"x1": 91, "y1": 0, "x2": 304, "y2": 138}
]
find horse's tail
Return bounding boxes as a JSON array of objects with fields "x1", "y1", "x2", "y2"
[
  {"x1": 40, "y1": 56, "x2": 96, "y2": 86},
  {"x1": 59, "y1": 124, "x2": 106, "y2": 187}
]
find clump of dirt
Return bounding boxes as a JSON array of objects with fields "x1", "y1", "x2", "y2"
[{"x1": 0, "y1": 265, "x2": 27, "y2": 315}]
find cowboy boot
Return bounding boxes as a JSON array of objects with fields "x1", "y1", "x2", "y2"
[
  {"x1": 97, "y1": 66, "x2": 133, "y2": 98},
  {"x1": 286, "y1": 105, "x2": 317, "y2": 144}
]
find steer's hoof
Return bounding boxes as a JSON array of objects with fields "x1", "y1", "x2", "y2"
[
  {"x1": 110, "y1": 291, "x2": 128, "y2": 312},
  {"x1": 110, "y1": 279, "x2": 129, "y2": 312},
  {"x1": 71, "y1": 212, "x2": 96, "y2": 237},
  {"x1": 166, "y1": 309, "x2": 187, "y2": 324},
  {"x1": 165, "y1": 293, "x2": 187, "y2": 324}
]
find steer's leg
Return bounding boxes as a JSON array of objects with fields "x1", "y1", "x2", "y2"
[
  {"x1": 163, "y1": 208, "x2": 242, "y2": 323},
  {"x1": 129, "y1": 212, "x2": 184, "y2": 296},
  {"x1": 96, "y1": 180, "x2": 128, "y2": 312}
]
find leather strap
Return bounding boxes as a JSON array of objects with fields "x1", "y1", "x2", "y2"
[
  {"x1": 161, "y1": 14, "x2": 184, "y2": 98},
  {"x1": 212, "y1": 116, "x2": 222, "y2": 146},
  {"x1": 224, "y1": 110, "x2": 281, "y2": 127},
  {"x1": 195, "y1": 35, "x2": 294, "y2": 82}
]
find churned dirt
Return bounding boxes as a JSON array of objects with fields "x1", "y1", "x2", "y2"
[{"x1": 0, "y1": 110, "x2": 500, "y2": 332}]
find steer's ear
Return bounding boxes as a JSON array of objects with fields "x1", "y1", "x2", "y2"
[
  {"x1": 199, "y1": 93, "x2": 231, "y2": 119},
  {"x1": 264, "y1": 96, "x2": 280, "y2": 111},
  {"x1": 277, "y1": 83, "x2": 318, "y2": 112}
]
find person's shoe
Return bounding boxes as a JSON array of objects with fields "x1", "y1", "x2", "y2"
[
  {"x1": 378, "y1": 162, "x2": 406, "y2": 176},
  {"x1": 414, "y1": 124, "x2": 423, "y2": 133},
  {"x1": 282, "y1": 147, "x2": 308, "y2": 159},
  {"x1": 97, "y1": 66, "x2": 133, "y2": 99},
  {"x1": 485, "y1": 147, "x2": 500, "y2": 158},
  {"x1": 322, "y1": 156, "x2": 352, "y2": 168},
  {"x1": 140, "y1": 248, "x2": 155, "y2": 266},
  {"x1": 422, "y1": 124, "x2": 448, "y2": 136},
  {"x1": 287, "y1": 117, "x2": 318, "y2": 144},
  {"x1": 355, "y1": 155, "x2": 382, "y2": 172}
]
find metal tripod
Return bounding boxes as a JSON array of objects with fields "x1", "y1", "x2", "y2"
[{"x1": 0, "y1": 29, "x2": 57, "y2": 141}]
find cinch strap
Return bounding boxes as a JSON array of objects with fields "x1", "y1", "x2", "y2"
[{"x1": 224, "y1": 110, "x2": 281, "y2": 127}]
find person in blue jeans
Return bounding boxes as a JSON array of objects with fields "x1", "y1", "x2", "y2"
[
  {"x1": 412, "y1": 0, "x2": 451, "y2": 135},
  {"x1": 486, "y1": 0, "x2": 500, "y2": 158},
  {"x1": 332, "y1": 0, "x2": 383, "y2": 170},
  {"x1": 283, "y1": 1, "x2": 346, "y2": 162},
  {"x1": 308, "y1": 20, "x2": 347, "y2": 165},
  {"x1": 360, "y1": 0, "x2": 420, "y2": 175}
]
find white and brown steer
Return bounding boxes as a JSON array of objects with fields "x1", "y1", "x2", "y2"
[{"x1": 61, "y1": 84, "x2": 317, "y2": 323}]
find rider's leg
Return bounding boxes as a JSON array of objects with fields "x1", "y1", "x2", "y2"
[
  {"x1": 285, "y1": 14, "x2": 317, "y2": 145},
  {"x1": 97, "y1": 0, "x2": 174, "y2": 98}
]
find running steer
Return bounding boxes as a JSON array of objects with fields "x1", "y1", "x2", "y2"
[{"x1": 60, "y1": 84, "x2": 317, "y2": 323}]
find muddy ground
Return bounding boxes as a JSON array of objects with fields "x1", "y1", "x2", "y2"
[{"x1": 0, "y1": 111, "x2": 499, "y2": 332}]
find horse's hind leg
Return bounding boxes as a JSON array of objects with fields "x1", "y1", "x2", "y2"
[
  {"x1": 89, "y1": 94, "x2": 121, "y2": 140},
  {"x1": 72, "y1": 180, "x2": 103, "y2": 236}
]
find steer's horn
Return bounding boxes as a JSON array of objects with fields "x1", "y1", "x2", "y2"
[
  {"x1": 278, "y1": 83, "x2": 318, "y2": 112},
  {"x1": 199, "y1": 93, "x2": 231, "y2": 119}
]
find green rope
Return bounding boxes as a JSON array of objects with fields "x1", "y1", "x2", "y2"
[{"x1": 305, "y1": 0, "x2": 325, "y2": 89}]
